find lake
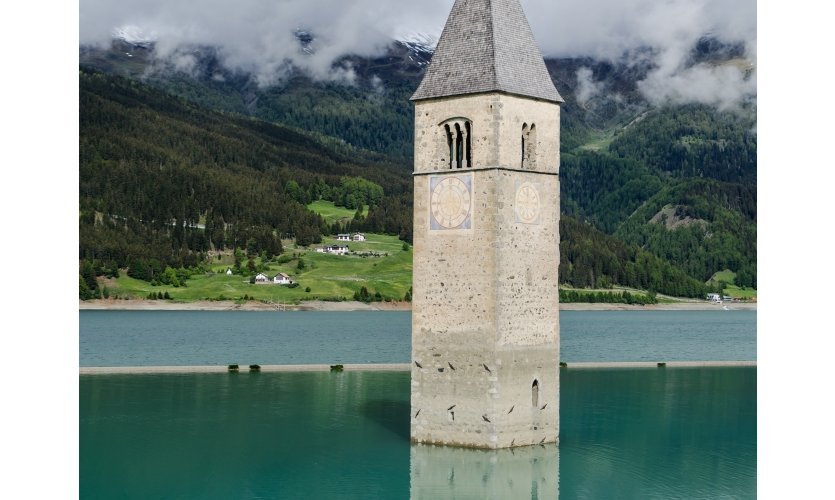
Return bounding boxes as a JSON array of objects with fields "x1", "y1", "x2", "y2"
[
  {"x1": 79, "y1": 309, "x2": 756, "y2": 498},
  {"x1": 80, "y1": 367, "x2": 756, "y2": 498},
  {"x1": 79, "y1": 309, "x2": 756, "y2": 366}
]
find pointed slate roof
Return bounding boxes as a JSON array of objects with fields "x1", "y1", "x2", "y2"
[{"x1": 411, "y1": 0, "x2": 562, "y2": 103}]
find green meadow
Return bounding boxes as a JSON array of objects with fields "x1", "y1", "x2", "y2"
[
  {"x1": 306, "y1": 200, "x2": 367, "y2": 224},
  {"x1": 108, "y1": 233, "x2": 412, "y2": 304},
  {"x1": 102, "y1": 233, "x2": 753, "y2": 305},
  {"x1": 708, "y1": 270, "x2": 757, "y2": 299}
]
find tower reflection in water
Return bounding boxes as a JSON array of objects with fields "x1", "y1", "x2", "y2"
[{"x1": 410, "y1": 444, "x2": 559, "y2": 499}]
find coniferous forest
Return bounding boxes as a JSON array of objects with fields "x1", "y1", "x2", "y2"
[
  {"x1": 79, "y1": 38, "x2": 756, "y2": 301},
  {"x1": 80, "y1": 68, "x2": 412, "y2": 275}
]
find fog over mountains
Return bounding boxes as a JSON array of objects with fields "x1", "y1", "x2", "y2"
[{"x1": 80, "y1": 0, "x2": 756, "y2": 109}]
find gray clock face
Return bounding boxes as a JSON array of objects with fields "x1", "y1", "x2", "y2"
[{"x1": 430, "y1": 175, "x2": 472, "y2": 230}]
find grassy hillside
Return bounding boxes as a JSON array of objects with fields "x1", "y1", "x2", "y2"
[
  {"x1": 307, "y1": 200, "x2": 367, "y2": 225},
  {"x1": 707, "y1": 270, "x2": 757, "y2": 299},
  {"x1": 106, "y1": 233, "x2": 412, "y2": 304}
]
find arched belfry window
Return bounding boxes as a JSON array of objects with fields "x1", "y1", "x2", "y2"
[
  {"x1": 532, "y1": 379, "x2": 540, "y2": 407},
  {"x1": 522, "y1": 123, "x2": 537, "y2": 169},
  {"x1": 441, "y1": 118, "x2": 472, "y2": 169}
]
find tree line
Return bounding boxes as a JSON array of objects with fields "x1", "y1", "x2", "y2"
[
  {"x1": 560, "y1": 104, "x2": 756, "y2": 288},
  {"x1": 79, "y1": 67, "x2": 751, "y2": 300},
  {"x1": 609, "y1": 104, "x2": 757, "y2": 184},
  {"x1": 560, "y1": 216, "x2": 720, "y2": 298},
  {"x1": 80, "y1": 68, "x2": 415, "y2": 278}
]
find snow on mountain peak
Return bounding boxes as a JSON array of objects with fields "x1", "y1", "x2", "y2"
[
  {"x1": 111, "y1": 25, "x2": 157, "y2": 47},
  {"x1": 397, "y1": 32, "x2": 438, "y2": 48}
]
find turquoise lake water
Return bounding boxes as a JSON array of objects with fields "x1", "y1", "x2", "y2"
[
  {"x1": 79, "y1": 310, "x2": 756, "y2": 498},
  {"x1": 80, "y1": 367, "x2": 756, "y2": 499},
  {"x1": 79, "y1": 310, "x2": 756, "y2": 366}
]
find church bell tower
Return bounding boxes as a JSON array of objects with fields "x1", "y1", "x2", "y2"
[{"x1": 410, "y1": 0, "x2": 563, "y2": 449}]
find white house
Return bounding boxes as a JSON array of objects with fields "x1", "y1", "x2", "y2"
[
  {"x1": 352, "y1": 233, "x2": 366, "y2": 242},
  {"x1": 336, "y1": 234, "x2": 351, "y2": 241},
  {"x1": 706, "y1": 293, "x2": 722, "y2": 303},
  {"x1": 273, "y1": 273, "x2": 294, "y2": 285},
  {"x1": 255, "y1": 273, "x2": 270, "y2": 284},
  {"x1": 322, "y1": 245, "x2": 349, "y2": 255}
]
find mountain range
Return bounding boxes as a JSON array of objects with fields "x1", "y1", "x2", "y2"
[{"x1": 79, "y1": 31, "x2": 756, "y2": 295}]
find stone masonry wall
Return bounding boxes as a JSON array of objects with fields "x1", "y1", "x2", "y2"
[
  {"x1": 413, "y1": 93, "x2": 560, "y2": 174},
  {"x1": 411, "y1": 92, "x2": 560, "y2": 449}
]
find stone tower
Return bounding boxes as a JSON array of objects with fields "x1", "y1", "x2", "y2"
[{"x1": 410, "y1": 0, "x2": 563, "y2": 449}]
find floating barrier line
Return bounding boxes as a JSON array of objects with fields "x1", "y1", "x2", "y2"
[{"x1": 79, "y1": 361, "x2": 755, "y2": 375}]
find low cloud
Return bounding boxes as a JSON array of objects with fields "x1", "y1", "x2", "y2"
[
  {"x1": 639, "y1": 60, "x2": 756, "y2": 110},
  {"x1": 81, "y1": 0, "x2": 443, "y2": 86},
  {"x1": 531, "y1": 0, "x2": 756, "y2": 108},
  {"x1": 370, "y1": 75, "x2": 385, "y2": 94},
  {"x1": 575, "y1": 67, "x2": 604, "y2": 107},
  {"x1": 80, "y1": 0, "x2": 756, "y2": 104}
]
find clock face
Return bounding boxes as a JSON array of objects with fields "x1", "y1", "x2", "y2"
[
  {"x1": 430, "y1": 175, "x2": 472, "y2": 230},
  {"x1": 515, "y1": 182, "x2": 541, "y2": 224}
]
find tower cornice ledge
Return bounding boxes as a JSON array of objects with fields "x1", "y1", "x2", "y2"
[
  {"x1": 413, "y1": 166, "x2": 560, "y2": 177},
  {"x1": 412, "y1": 90, "x2": 564, "y2": 106}
]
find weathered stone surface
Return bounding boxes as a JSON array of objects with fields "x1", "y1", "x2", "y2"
[
  {"x1": 414, "y1": 94, "x2": 560, "y2": 175},
  {"x1": 411, "y1": 94, "x2": 561, "y2": 449}
]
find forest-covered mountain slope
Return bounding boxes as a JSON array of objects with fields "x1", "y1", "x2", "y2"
[
  {"x1": 79, "y1": 34, "x2": 756, "y2": 294},
  {"x1": 80, "y1": 67, "x2": 413, "y2": 269}
]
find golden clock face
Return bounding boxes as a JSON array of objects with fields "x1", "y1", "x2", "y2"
[
  {"x1": 515, "y1": 182, "x2": 541, "y2": 224},
  {"x1": 430, "y1": 176, "x2": 472, "y2": 230}
]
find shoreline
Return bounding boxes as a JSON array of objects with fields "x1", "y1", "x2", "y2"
[
  {"x1": 79, "y1": 299, "x2": 756, "y2": 312},
  {"x1": 80, "y1": 360, "x2": 756, "y2": 375}
]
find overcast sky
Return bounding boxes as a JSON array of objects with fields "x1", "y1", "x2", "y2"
[{"x1": 79, "y1": 0, "x2": 756, "y2": 106}]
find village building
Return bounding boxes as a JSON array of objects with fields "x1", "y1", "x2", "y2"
[
  {"x1": 336, "y1": 234, "x2": 351, "y2": 241},
  {"x1": 410, "y1": 0, "x2": 562, "y2": 449},
  {"x1": 316, "y1": 245, "x2": 350, "y2": 255},
  {"x1": 352, "y1": 233, "x2": 366, "y2": 242},
  {"x1": 273, "y1": 273, "x2": 294, "y2": 285},
  {"x1": 254, "y1": 272, "x2": 295, "y2": 285}
]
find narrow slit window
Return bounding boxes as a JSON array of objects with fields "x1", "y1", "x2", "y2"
[
  {"x1": 528, "y1": 124, "x2": 537, "y2": 170},
  {"x1": 532, "y1": 379, "x2": 540, "y2": 407},
  {"x1": 455, "y1": 124, "x2": 463, "y2": 169},
  {"x1": 522, "y1": 123, "x2": 529, "y2": 168},
  {"x1": 465, "y1": 121, "x2": 472, "y2": 168},
  {"x1": 445, "y1": 124, "x2": 453, "y2": 169}
]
